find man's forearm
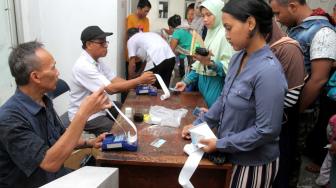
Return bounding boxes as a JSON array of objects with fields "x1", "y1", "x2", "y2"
[
  {"x1": 128, "y1": 58, "x2": 137, "y2": 79},
  {"x1": 40, "y1": 111, "x2": 90, "y2": 172},
  {"x1": 105, "y1": 78, "x2": 140, "y2": 94},
  {"x1": 299, "y1": 79, "x2": 326, "y2": 112}
]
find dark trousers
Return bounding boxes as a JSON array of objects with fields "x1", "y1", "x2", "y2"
[
  {"x1": 84, "y1": 101, "x2": 122, "y2": 136},
  {"x1": 304, "y1": 94, "x2": 336, "y2": 165},
  {"x1": 178, "y1": 56, "x2": 193, "y2": 78},
  {"x1": 149, "y1": 57, "x2": 175, "y2": 88},
  {"x1": 273, "y1": 105, "x2": 300, "y2": 188}
]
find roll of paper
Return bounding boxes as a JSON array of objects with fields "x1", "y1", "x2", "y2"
[
  {"x1": 178, "y1": 144, "x2": 203, "y2": 188},
  {"x1": 178, "y1": 123, "x2": 217, "y2": 188},
  {"x1": 154, "y1": 74, "x2": 171, "y2": 100}
]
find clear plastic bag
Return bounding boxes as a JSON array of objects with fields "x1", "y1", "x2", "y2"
[{"x1": 149, "y1": 105, "x2": 188, "y2": 127}]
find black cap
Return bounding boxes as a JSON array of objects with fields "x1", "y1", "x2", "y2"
[{"x1": 80, "y1": 26, "x2": 113, "y2": 42}]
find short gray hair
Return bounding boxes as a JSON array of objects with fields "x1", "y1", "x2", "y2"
[{"x1": 8, "y1": 41, "x2": 43, "y2": 86}]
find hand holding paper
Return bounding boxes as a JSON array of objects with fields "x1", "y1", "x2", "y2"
[
  {"x1": 199, "y1": 138, "x2": 217, "y2": 153},
  {"x1": 178, "y1": 122, "x2": 217, "y2": 188},
  {"x1": 181, "y1": 124, "x2": 193, "y2": 140},
  {"x1": 189, "y1": 122, "x2": 217, "y2": 148},
  {"x1": 175, "y1": 82, "x2": 187, "y2": 92}
]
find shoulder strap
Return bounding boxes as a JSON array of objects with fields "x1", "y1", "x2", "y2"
[{"x1": 270, "y1": 36, "x2": 300, "y2": 48}]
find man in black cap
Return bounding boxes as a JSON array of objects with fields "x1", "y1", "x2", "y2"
[{"x1": 68, "y1": 26, "x2": 156, "y2": 136}]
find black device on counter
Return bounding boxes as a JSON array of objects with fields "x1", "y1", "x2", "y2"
[{"x1": 195, "y1": 47, "x2": 209, "y2": 56}]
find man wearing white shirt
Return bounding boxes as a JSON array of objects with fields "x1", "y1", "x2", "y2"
[
  {"x1": 127, "y1": 28, "x2": 176, "y2": 87},
  {"x1": 68, "y1": 26, "x2": 155, "y2": 135}
]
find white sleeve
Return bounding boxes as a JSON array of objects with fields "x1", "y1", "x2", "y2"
[
  {"x1": 73, "y1": 64, "x2": 111, "y2": 92},
  {"x1": 310, "y1": 27, "x2": 336, "y2": 61},
  {"x1": 127, "y1": 37, "x2": 137, "y2": 58},
  {"x1": 99, "y1": 61, "x2": 116, "y2": 81}
]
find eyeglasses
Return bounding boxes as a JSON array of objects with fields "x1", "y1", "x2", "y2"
[{"x1": 90, "y1": 40, "x2": 109, "y2": 47}]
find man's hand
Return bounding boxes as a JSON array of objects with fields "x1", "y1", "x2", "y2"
[
  {"x1": 199, "y1": 138, "x2": 217, "y2": 153},
  {"x1": 175, "y1": 82, "x2": 187, "y2": 92},
  {"x1": 181, "y1": 124, "x2": 193, "y2": 139},
  {"x1": 138, "y1": 71, "x2": 156, "y2": 84},
  {"x1": 78, "y1": 87, "x2": 112, "y2": 118},
  {"x1": 89, "y1": 132, "x2": 108, "y2": 149}
]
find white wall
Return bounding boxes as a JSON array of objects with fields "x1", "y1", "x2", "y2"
[
  {"x1": 16, "y1": 0, "x2": 127, "y2": 114},
  {"x1": 147, "y1": 0, "x2": 186, "y2": 32},
  {"x1": 0, "y1": 0, "x2": 16, "y2": 105},
  {"x1": 307, "y1": 0, "x2": 334, "y2": 15}
]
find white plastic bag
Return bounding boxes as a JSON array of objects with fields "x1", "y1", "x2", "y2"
[{"x1": 149, "y1": 105, "x2": 188, "y2": 127}]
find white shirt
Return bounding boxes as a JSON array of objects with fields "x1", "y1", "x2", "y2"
[
  {"x1": 127, "y1": 32, "x2": 175, "y2": 71},
  {"x1": 68, "y1": 50, "x2": 116, "y2": 121}
]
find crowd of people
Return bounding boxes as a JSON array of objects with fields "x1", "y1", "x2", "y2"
[{"x1": 0, "y1": 0, "x2": 335, "y2": 187}]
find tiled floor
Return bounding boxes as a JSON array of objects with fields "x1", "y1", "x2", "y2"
[{"x1": 298, "y1": 156, "x2": 322, "y2": 188}]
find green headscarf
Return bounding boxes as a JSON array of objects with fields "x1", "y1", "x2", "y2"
[{"x1": 192, "y1": 0, "x2": 233, "y2": 76}]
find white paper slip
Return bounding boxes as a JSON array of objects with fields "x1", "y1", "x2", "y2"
[
  {"x1": 189, "y1": 122, "x2": 217, "y2": 148},
  {"x1": 150, "y1": 138, "x2": 166, "y2": 148},
  {"x1": 154, "y1": 74, "x2": 170, "y2": 100},
  {"x1": 105, "y1": 101, "x2": 138, "y2": 144}
]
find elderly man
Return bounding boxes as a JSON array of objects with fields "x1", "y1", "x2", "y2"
[
  {"x1": 0, "y1": 41, "x2": 111, "y2": 188},
  {"x1": 68, "y1": 26, "x2": 156, "y2": 136}
]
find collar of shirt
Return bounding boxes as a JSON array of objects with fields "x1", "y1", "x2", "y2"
[
  {"x1": 303, "y1": 16, "x2": 328, "y2": 22},
  {"x1": 82, "y1": 50, "x2": 99, "y2": 66},
  {"x1": 241, "y1": 45, "x2": 273, "y2": 65},
  {"x1": 15, "y1": 89, "x2": 53, "y2": 116}
]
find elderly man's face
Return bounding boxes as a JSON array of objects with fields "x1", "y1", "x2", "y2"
[
  {"x1": 87, "y1": 38, "x2": 109, "y2": 58},
  {"x1": 34, "y1": 48, "x2": 59, "y2": 92}
]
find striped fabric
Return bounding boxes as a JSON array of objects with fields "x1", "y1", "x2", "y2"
[
  {"x1": 284, "y1": 85, "x2": 303, "y2": 108},
  {"x1": 230, "y1": 158, "x2": 279, "y2": 188},
  {"x1": 284, "y1": 74, "x2": 309, "y2": 108}
]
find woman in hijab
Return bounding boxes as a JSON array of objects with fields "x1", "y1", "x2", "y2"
[{"x1": 175, "y1": 0, "x2": 234, "y2": 107}]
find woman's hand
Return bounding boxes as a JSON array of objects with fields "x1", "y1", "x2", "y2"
[
  {"x1": 199, "y1": 138, "x2": 217, "y2": 153},
  {"x1": 181, "y1": 124, "x2": 193, "y2": 139},
  {"x1": 200, "y1": 107, "x2": 208, "y2": 113},
  {"x1": 175, "y1": 82, "x2": 187, "y2": 92},
  {"x1": 90, "y1": 132, "x2": 109, "y2": 149}
]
